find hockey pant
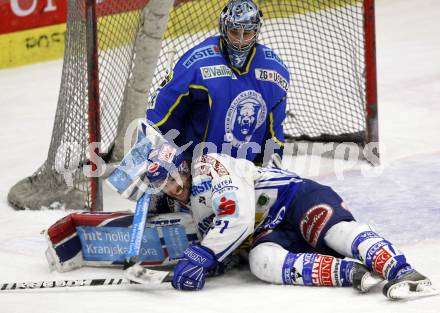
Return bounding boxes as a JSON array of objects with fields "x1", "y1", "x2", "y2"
[{"x1": 249, "y1": 180, "x2": 411, "y2": 286}]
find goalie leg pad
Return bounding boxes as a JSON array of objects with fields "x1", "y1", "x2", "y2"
[
  {"x1": 45, "y1": 211, "x2": 136, "y2": 272},
  {"x1": 45, "y1": 211, "x2": 199, "y2": 272}
]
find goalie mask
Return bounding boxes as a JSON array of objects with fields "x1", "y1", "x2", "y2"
[
  {"x1": 219, "y1": 0, "x2": 263, "y2": 69},
  {"x1": 145, "y1": 143, "x2": 191, "y2": 202}
]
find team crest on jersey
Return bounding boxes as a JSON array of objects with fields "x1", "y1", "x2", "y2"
[
  {"x1": 255, "y1": 68, "x2": 289, "y2": 92},
  {"x1": 200, "y1": 65, "x2": 237, "y2": 80},
  {"x1": 224, "y1": 90, "x2": 267, "y2": 148},
  {"x1": 183, "y1": 45, "x2": 221, "y2": 68}
]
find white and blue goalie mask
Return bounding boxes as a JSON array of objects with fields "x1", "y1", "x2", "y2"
[{"x1": 219, "y1": 0, "x2": 263, "y2": 69}]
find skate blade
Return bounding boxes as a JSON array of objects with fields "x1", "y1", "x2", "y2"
[
  {"x1": 387, "y1": 280, "x2": 440, "y2": 300},
  {"x1": 125, "y1": 264, "x2": 170, "y2": 285},
  {"x1": 360, "y1": 273, "x2": 383, "y2": 293}
]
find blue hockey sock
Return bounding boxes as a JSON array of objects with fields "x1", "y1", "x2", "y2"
[
  {"x1": 281, "y1": 252, "x2": 358, "y2": 287},
  {"x1": 339, "y1": 260, "x2": 356, "y2": 287},
  {"x1": 351, "y1": 230, "x2": 411, "y2": 280}
]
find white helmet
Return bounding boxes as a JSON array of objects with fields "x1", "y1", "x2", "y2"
[{"x1": 219, "y1": 0, "x2": 263, "y2": 68}]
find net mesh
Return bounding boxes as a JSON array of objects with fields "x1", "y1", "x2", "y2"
[
  {"x1": 8, "y1": 0, "x2": 369, "y2": 210},
  {"x1": 152, "y1": 0, "x2": 366, "y2": 141},
  {"x1": 8, "y1": 0, "x2": 148, "y2": 210}
]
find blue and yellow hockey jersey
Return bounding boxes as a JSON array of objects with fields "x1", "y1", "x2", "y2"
[{"x1": 146, "y1": 35, "x2": 289, "y2": 161}]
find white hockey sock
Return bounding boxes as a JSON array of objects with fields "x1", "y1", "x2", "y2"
[
  {"x1": 325, "y1": 221, "x2": 410, "y2": 280},
  {"x1": 249, "y1": 242, "x2": 356, "y2": 286}
]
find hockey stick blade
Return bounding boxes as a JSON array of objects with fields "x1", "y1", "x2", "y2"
[
  {"x1": 125, "y1": 264, "x2": 172, "y2": 285},
  {"x1": 0, "y1": 277, "x2": 137, "y2": 291}
]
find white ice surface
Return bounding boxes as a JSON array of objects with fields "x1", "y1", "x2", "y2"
[{"x1": 0, "y1": 0, "x2": 440, "y2": 312}]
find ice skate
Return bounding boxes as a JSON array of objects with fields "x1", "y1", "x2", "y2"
[
  {"x1": 351, "y1": 263, "x2": 383, "y2": 293},
  {"x1": 383, "y1": 269, "x2": 439, "y2": 300}
]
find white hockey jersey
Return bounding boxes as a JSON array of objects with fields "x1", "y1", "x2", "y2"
[{"x1": 187, "y1": 153, "x2": 302, "y2": 261}]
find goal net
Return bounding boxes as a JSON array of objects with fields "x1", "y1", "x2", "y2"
[{"x1": 8, "y1": 0, "x2": 378, "y2": 211}]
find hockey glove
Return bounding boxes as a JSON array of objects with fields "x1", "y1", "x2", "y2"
[{"x1": 172, "y1": 244, "x2": 217, "y2": 291}]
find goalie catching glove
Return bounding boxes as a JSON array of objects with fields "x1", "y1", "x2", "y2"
[{"x1": 172, "y1": 245, "x2": 217, "y2": 291}]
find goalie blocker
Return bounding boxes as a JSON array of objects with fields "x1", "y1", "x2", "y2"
[{"x1": 45, "y1": 211, "x2": 199, "y2": 272}]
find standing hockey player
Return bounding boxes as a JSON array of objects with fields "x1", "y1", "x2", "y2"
[
  {"x1": 146, "y1": 0, "x2": 288, "y2": 163},
  {"x1": 142, "y1": 142, "x2": 437, "y2": 300}
]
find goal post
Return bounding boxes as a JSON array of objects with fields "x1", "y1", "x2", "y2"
[
  {"x1": 364, "y1": 0, "x2": 379, "y2": 147},
  {"x1": 85, "y1": 0, "x2": 102, "y2": 211},
  {"x1": 8, "y1": 0, "x2": 174, "y2": 211},
  {"x1": 8, "y1": 0, "x2": 379, "y2": 211}
]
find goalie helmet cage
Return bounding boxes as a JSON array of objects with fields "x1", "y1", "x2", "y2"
[{"x1": 7, "y1": 0, "x2": 378, "y2": 211}]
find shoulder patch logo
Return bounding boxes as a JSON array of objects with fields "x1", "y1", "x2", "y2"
[
  {"x1": 263, "y1": 48, "x2": 288, "y2": 70},
  {"x1": 183, "y1": 45, "x2": 221, "y2": 68},
  {"x1": 255, "y1": 68, "x2": 289, "y2": 92},
  {"x1": 200, "y1": 65, "x2": 237, "y2": 80}
]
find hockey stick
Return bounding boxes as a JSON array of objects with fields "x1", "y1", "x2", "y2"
[
  {"x1": 124, "y1": 191, "x2": 151, "y2": 268},
  {"x1": 125, "y1": 266, "x2": 173, "y2": 285},
  {"x1": 0, "y1": 269, "x2": 173, "y2": 291},
  {"x1": 0, "y1": 277, "x2": 136, "y2": 291}
]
